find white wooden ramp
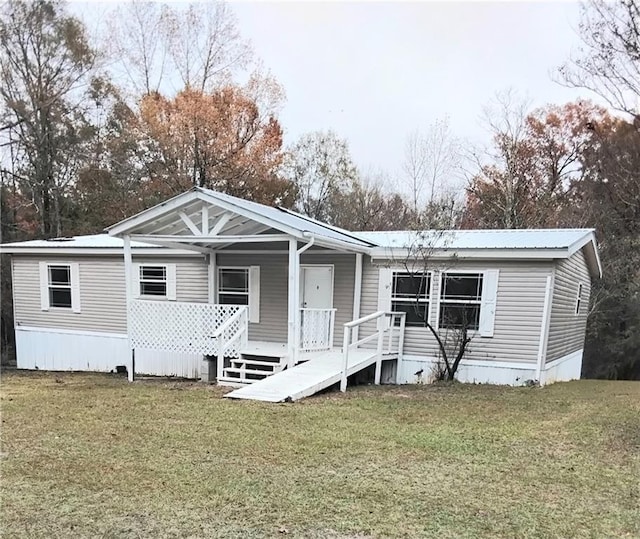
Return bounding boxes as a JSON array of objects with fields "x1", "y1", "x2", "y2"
[{"x1": 224, "y1": 348, "x2": 393, "y2": 402}]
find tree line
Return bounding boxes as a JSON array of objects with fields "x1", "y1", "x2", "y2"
[{"x1": 1, "y1": 0, "x2": 638, "y2": 379}]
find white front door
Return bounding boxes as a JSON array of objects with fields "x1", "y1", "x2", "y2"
[{"x1": 301, "y1": 266, "x2": 333, "y2": 309}]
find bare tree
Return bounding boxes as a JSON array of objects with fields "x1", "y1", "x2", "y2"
[
  {"x1": 402, "y1": 117, "x2": 462, "y2": 217},
  {"x1": 559, "y1": 0, "x2": 640, "y2": 115},
  {"x1": 161, "y1": 2, "x2": 252, "y2": 92},
  {"x1": 107, "y1": 1, "x2": 253, "y2": 97},
  {"x1": 387, "y1": 232, "x2": 473, "y2": 382},
  {"x1": 106, "y1": 1, "x2": 167, "y2": 96}
]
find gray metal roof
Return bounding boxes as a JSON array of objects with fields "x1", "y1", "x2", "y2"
[
  {"x1": 356, "y1": 229, "x2": 596, "y2": 250},
  {"x1": 0, "y1": 234, "x2": 154, "y2": 249},
  {"x1": 0, "y1": 187, "x2": 601, "y2": 277}
]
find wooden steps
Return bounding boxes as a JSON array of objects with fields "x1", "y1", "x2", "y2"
[{"x1": 219, "y1": 341, "x2": 287, "y2": 385}]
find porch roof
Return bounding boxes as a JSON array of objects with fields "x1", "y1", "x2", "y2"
[{"x1": 105, "y1": 187, "x2": 375, "y2": 253}]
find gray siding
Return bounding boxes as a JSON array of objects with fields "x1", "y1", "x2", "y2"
[
  {"x1": 216, "y1": 252, "x2": 356, "y2": 346},
  {"x1": 217, "y1": 253, "x2": 287, "y2": 343},
  {"x1": 12, "y1": 254, "x2": 208, "y2": 334},
  {"x1": 359, "y1": 256, "x2": 553, "y2": 364},
  {"x1": 546, "y1": 249, "x2": 591, "y2": 363}
]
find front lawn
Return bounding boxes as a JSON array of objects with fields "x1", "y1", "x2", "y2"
[{"x1": 1, "y1": 371, "x2": 638, "y2": 538}]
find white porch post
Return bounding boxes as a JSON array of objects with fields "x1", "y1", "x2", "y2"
[
  {"x1": 123, "y1": 234, "x2": 134, "y2": 382},
  {"x1": 352, "y1": 253, "x2": 363, "y2": 341},
  {"x1": 287, "y1": 238, "x2": 299, "y2": 368},
  {"x1": 208, "y1": 252, "x2": 217, "y2": 303}
]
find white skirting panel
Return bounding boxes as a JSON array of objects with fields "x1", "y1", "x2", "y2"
[
  {"x1": 134, "y1": 349, "x2": 202, "y2": 379},
  {"x1": 397, "y1": 350, "x2": 584, "y2": 386},
  {"x1": 397, "y1": 357, "x2": 538, "y2": 386},
  {"x1": 15, "y1": 327, "x2": 129, "y2": 373},
  {"x1": 15, "y1": 326, "x2": 202, "y2": 379},
  {"x1": 541, "y1": 349, "x2": 583, "y2": 385}
]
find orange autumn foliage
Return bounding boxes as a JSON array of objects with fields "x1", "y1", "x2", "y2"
[{"x1": 138, "y1": 86, "x2": 295, "y2": 207}]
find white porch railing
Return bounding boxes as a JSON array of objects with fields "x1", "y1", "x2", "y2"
[
  {"x1": 214, "y1": 307, "x2": 250, "y2": 380},
  {"x1": 340, "y1": 311, "x2": 406, "y2": 392},
  {"x1": 129, "y1": 299, "x2": 248, "y2": 358},
  {"x1": 299, "y1": 308, "x2": 337, "y2": 352}
]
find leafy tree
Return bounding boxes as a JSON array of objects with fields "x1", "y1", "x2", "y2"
[
  {"x1": 0, "y1": 0, "x2": 97, "y2": 237},
  {"x1": 464, "y1": 97, "x2": 610, "y2": 229},
  {"x1": 284, "y1": 131, "x2": 359, "y2": 221},
  {"x1": 137, "y1": 83, "x2": 294, "y2": 206},
  {"x1": 324, "y1": 172, "x2": 414, "y2": 231},
  {"x1": 568, "y1": 118, "x2": 640, "y2": 379}
]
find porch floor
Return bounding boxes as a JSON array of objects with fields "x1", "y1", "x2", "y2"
[
  {"x1": 224, "y1": 348, "x2": 397, "y2": 402},
  {"x1": 240, "y1": 340, "x2": 342, "y2": 362},
  {"x1": 241, "y1": 341, "x2": 288, "y2": 359}
]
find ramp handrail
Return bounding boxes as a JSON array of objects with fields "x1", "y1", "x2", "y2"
[
  {"x1": 340, "y1": 310, "x2": 406, "y2": 392},
  {"x1": 213, "y1": 306, "x2": 249, "y2": 380}
]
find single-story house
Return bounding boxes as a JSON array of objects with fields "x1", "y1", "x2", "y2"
[{"x1": 0, "y1": 187, "x2": 601, "y2": 401}]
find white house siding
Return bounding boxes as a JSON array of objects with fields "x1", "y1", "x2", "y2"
[
  {"x1": 545, "y1": 249, "x2": 591, "y2": 364},
  {"x1": 12, "y1": 254, "x2": 208, "y2": 334},
  {"x1": 359, "y1": 256, "x2": 553, "y2": 365},
  {"x1": 12, "y1": 254, "x2": 208, "y2": 379},
  {"x1": 13, "y1": 255, "x2": 128, "y2": 333},
  {"x1": 216, "y1": 252, "x2": 356, "y2": 347}
]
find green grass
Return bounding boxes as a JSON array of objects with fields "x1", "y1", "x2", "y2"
[{"x1": 1, "y1": 371, "x2": 639, "y2": 538}]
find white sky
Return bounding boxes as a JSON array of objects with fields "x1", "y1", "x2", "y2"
[{"x1": 73, "y1": 1, "x2": 602, "y2": 181}]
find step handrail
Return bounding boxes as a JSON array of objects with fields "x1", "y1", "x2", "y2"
[
  {"x1": 340, "y1": 310, "x2": 406, "y2": 392},
  {"x1": 214, "y1": 306, "x2": 249, "y2": 380}
]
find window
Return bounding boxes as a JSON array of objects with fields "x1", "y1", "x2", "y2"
[
  {"x1": 39, "y1": 261, "x2": 80, "y2": 312},
  {"x1": 575, "y1": 283, "x2": 584, "y2": 315},
  {"x1": 139, "y1": 265, "x2": 167, "y2": 297},
  {"x1": 439, "y1": 272, "x2": 483, "y2": 330},
  {"x1": 218, "y1": 268, "x2": 249, "y2": 305},
  {"x1": 133, "y1": 263, "x2": 175, "y2": 300},
  {"x1": 391, "y1": 272, "x2": 431, "y2": 327},
  {"x1": 48, "y1": 265, "x2": 72, "y2": 308}
]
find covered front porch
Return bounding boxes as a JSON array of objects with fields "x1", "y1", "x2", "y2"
[
  {"x1": 128, "y1": 297, "x2": 339, "y2": 385},
  {"x1": 107, "y1": 187, "x2": 375, "y2": 385}
]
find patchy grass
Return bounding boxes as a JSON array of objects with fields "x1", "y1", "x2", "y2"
[{"x1": 1, "y1": 371, "x2": 639, "y2": 538}]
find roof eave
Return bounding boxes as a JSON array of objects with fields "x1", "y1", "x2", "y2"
[
  {"x1": 369, "y1": 246, "x2": 571, "y2": 261},
  {"x1": 0, "y1": 246, "x2": 201, "y2": 256},
  {"x1": 567, "y1": 230, "x2": 602, "y2": 279}
]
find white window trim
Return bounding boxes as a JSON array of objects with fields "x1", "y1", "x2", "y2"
[
  {"x1": 575, "y1": 282, "x2": 584, "y2": 316},
  {"x1": 390, "y1": 270, "x2": 433, "y2": 327},
  {"x1": 39, "y1": 261, "x2": 81, "y2": 313},
  {"x1": 437, "y1": 270, "x2": 484, "y2": 332},
  {"x1": 218, "y1": 266, "x2": 260, "y2": 323},
  {"x1": 133, "y1": 263, "x2": 176, "y2": 301},
  {"x1": 379, "y1": 266, "x2": 498, "y2": 336}
]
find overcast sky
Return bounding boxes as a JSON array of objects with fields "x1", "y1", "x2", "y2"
[
  {"x1": 231, "y1": 2, "x2": 600, "y2": 177},
  {"x1": 74, "y1": 1, "x2": 602, "y2": 182}
]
